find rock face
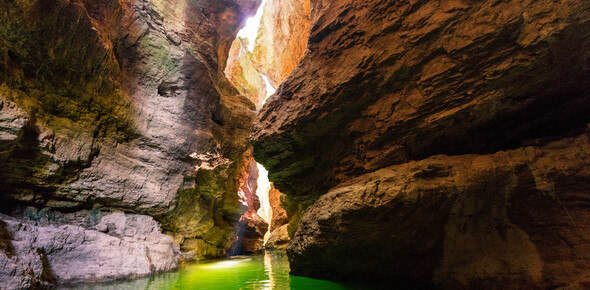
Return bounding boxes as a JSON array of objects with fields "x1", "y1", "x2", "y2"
[
  {"x1": 233, "y1": 211, "x2": 268, "y2": 254},
  {"x1": 253, "y1": 0, "x2": 590, "y2": 200},
  {"x1": 288, "y1": 135, "x2": 590, "y2": 288},
  {"x1": 251, "y1": 0, "x2": 590, "y2": 288},
  {"x1": 225, "y1": 38, "x2": 267, "y2": 109},
  {"x1": 252, "y1": 0, "x2": 311, "y2": 88},
  {"x1": 0, "y1": 98, "x2": 28, "y2": 142},
  {"x1": 0, "y1": 0, "x2": 261, "y2": 285},
  {"x1": 268, "y1": 184, "x2": 288, "y2": 232},
  {"x1": 265, "y1": 224, "x2": 289, "y2": 250},
  {"x1": 264, "y1": 184, "x2": 289, "y2": 249},
  {"x1": 230, "y1": 152, "x2": 268, "y2": 254},
  {"x1": 0, "y1": 211, "x2": 177, "y2": 289}
]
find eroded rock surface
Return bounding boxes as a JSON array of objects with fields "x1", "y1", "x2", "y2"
[
  {"x1": 251, "y1": 0, "x2": 590, "y2": 288},
  {"x1": 0, "y1": 0, "x2": 261, "y2": 285},
  {"x1": 289, "y1": 134, "x2": 590, "y2": 288},
  {"x1": 0, "y1": 98, "x2": 28, "y2": 142},
  {"x1": 225, "y1": 38, "x2": 267, "y2": 109},
  {"x1": 252, "y1": 0, "x2": 310, "y2": 88},
  {"x1": 0, "y1": 211, "x2": 177, "y2": 289},
  {"x1": 268, "y1": 184, "x2": 288, "y2": 232},
  {"x1": 264, "y1": 184, "x2": 289, "y2": 249},
  {"x1": 233, "y1": 211, "x2": 268, "y2": 254},
  {"x1": 253, "y1": 0, "x2": 590, "y2": 199},
  {"x1": 230, "y1": 152, "x2": 268, "y2": 254},
  {"x1": 265, "y1": 224, "x2": 289, "y2": 250}
]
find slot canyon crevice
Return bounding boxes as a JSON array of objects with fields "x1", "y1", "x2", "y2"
[{"x1": 0, "y1": 0, "x2": 589, "y2": 289}]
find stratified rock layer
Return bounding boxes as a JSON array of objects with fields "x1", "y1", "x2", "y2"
[
  {"x1": 253, "y1": 0, "x2": 590, "y2": 199},
  {"x1": 0, "y1": 211, "x2": 177, "y2": 289},
  {"x1": 0, "y1": 0, "x2": 261, "y2": 285},
  {"x1": 289, "y1": 134, "x2": 590, "y2": 288},
  {"x1": 225, "y1": 38, "x2": 267, "y2": 109},
  {"x1": 252, "y1": 0, "x2": 310, "y2": 87},
  {"x1": 230, "y1": 152, "x2": 268, "y2": 254},
  {"x1": 251, "y1": 0, "x2": 590, "y2": 288}
]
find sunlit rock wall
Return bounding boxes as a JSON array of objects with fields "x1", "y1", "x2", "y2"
[
  {"x1": 229, "y1": 150, "x2": 268, "y2": 254},
  {"x1": 223, "y1": 0, "x2": 308, "y2": 249},
  {"x1": 252, "y1": 0, "x2": 310, "y2": 88},
  {"x1": 0, "y1": 0, "x2": 260, "y2": 286},
  {"x1": 264, "y1": 184, "x2": 290, "y2": 249},
  {"x1": 252, "y1": 0, "x2": 590, "y2": 287},
  {"x1": 225, "y1": 38, "x2": 267, "y2": 109}
]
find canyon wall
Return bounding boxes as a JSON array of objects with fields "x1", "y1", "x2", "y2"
[
  {"x1": 264, "y1": 184, "x2": 290, "y2": 249},
  {"x1": 0, "y1": 0, "x2": 260, "y2": 287},
  {"x1": 223, "y1": 0, "x2": 312, "y2": 249},
  {"x1": 289, "y1": 135, "x2": 590, "y2": 288},
  {"x1": 230, "y1": 151, "x2": 268, "y2": 254},
  {"x1": 225, "y1": 38, "x2": 267, "y2": 109},
  {"x1": 252, "y1": 0, "x2": 310, "y2": 87},
  {"x1": 245, "y1": 0, "x2": 312, "y2": 247},
  {"x1": 252, "y1": 0, "x2": 590, "y2": 288}
]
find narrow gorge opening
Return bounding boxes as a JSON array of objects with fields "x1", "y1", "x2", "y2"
[
  {"x1": 3, "y1": 0, "x2": 587, "y2": 288},
  {"x1": 233, "y1": 0, "x2": 275, "y2": 246},
  {"x1": 225, "y1": 0, "x2": 309, "y2": 254},
  {"x1": 235, "y1": 0, "x2": 276, "y2": 248}
]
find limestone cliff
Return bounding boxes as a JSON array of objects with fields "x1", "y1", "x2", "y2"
[
  {"x1": 0, "y1": 0, "x2": 260, "y2": 286},
  {"x1": 252, "y1": 0, "x2": 590, "y2": 287}
]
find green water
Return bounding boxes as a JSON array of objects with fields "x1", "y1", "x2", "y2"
[{"x1": 65, "y1": 251, "x2": 352, "y2": 290}]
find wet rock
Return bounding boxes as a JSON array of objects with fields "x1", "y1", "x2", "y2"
[
  {"x1": 265, "y1": 224, "x2": 289, "y2": 250},
  {"x1": 0, "y1": 212, "x2": 177, "y2": 288},
  {"x1": 288, "y1": 135, "x2": 590, "y2": 288}
]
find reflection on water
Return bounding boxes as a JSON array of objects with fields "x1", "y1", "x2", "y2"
[{"x1": 61, "y1": 251, "x2": 351, "y2": 290}]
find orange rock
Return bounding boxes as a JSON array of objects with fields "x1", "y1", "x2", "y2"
[
  {"x1": 253, "y1": 0, "x2": 590, "y2": 199},
  {"x1": 289, "y1": 134, "x2": 590, "y2": 288},
  {"x1": 252, "y1": 0, "x2": 311, "y2": 88},
  {"x1": 268, "y1": 184, "x2": 288, "y2": 232},
  {"x1": 225, "y1": 38, "x2": 267, "y2": 109}
]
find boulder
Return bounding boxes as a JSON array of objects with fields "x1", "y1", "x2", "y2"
[
  {"x1": 288, "y1": 134, "x2": 590, "y2": 288},
  {"x1": 0, "y1": 212, "x2": 177, "y2": 289}
]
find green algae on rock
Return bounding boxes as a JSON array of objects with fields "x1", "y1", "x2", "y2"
[{"x1": 0, "y1": 0, "x2": 262, "y2": 287}]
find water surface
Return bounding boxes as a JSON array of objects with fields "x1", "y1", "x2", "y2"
[{"x1": 65, "y1": 251, "x2": 352, "y2": 290}]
